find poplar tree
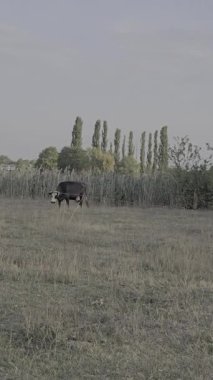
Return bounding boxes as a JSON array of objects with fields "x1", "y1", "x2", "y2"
[
  {"x1": 101, "y1": 121, "x2": 108, "y2": 152},
  {"x1": 92, "y1": 120, "x2": 101, "y2": 149},
  {"x1": 114, "y1": 128, "x2": 121, "y2": 165},
  {"x1": 146, "y1": 133, "x2": 152, "y2": 172},
  {"x1": 159, "y1": 126, "x2": 169, "y2": 171},
  {"x1": 122, "y1": 135, "x2": 126, "y2": 160},
  {"x1": 128, "y1": 131, "x2": 134, "y2": 157},
  {"x1": 140, "y1": 131, "x2": 146, "y2": 174},
  {"x1": 152, "y1": 130, "x2": 158, "y2": 172},
  {"x1": 71, "y1": 116, "x2": 83, "y2": 149}
]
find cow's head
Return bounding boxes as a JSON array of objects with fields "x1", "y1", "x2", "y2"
[{"x1": 48, "y1": 191, "x2": 59, "y2": 204}]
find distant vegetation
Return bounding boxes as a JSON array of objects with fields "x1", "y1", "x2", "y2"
[{"x1": 0, "y1": 117, "x2": 213, "y2": 209}]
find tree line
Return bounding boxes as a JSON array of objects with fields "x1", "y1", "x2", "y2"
[
  {"x1": 0, "y1": 116, "x2": 213, "y2": 209},
  {"x1": 34, "y1": 117, "x2": 169, "y2": 175}
]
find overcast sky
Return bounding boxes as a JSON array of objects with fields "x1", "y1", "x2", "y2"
[{"x1": 0, "y1": 0, "x2": 213, "y2": 160}]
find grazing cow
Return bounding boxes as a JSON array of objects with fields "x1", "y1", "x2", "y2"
[{"x1": 49, "y1": 181, "x2": 89, "y2": 208}]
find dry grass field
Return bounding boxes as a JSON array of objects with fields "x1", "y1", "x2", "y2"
[{"x1": 0, "y1": 199, "x2": 212, "y2": 379}]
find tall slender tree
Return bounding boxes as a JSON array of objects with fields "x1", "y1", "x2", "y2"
[
  {"x1": 92, "y1": 120, "x2": 101, "y2": 149},
  {"x1": 140, "y1": 131, "x2": 146, "y2": 174},
  {"x1": 152, "y1": 130, "x2": 158, "y2": 172},
  {"x1": 146, "y1": 133, "x2": 152, "y2": 172},
  {"x1": 122, "y1": 135, "x2": 126, "y2": 160},
  {"x1": 159, "y1": 126, "x2": 168, "y2": 171},
  {"x1": 128, "y1": 131, "x2": 134, "y2": 157},
  {"x1": 101, "y1": 121, "x2": 108, "y2": 152},
  {"x1": 114, "y1": 128, "x2": 121, "y2": 166},
  {"x1": 71, "y1": 116, "x2": 83, "y2": 149}
]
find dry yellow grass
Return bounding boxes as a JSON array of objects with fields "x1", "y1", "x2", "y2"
[{"x1": 0, "y1": 199, "x2": 212, "y2": 379}]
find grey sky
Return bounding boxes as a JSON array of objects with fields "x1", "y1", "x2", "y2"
[{"x1": 0, "y1": 0, "x2": 213, "y2": 160}]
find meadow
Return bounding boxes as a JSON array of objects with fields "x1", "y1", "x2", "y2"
[{"x1": 0, "y1": 199, "x2": 212, "y2": 379}]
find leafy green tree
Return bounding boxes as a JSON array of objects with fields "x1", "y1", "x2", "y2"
[
  {"x1": 128, "y1": 131, "x2": 134, "y2": 157},
  {"x1": 122, "y1": 135, "x2": 126, "y2": 160},
  {"x1": 35, "y1": 147, "x2": 58, "y2": 170},
  {"x1": 159, "y1": 126, "x2": 168, "y2": 171},
  {"x1": 114, "y1": 128, "x2": 121, "y2": 166},
  {"x1": 169, "y1": 136, "x2": 206, "y2": 170},
  {"x1": 58, "y1": 147, "x2": 71, "y2": 170},
  {"x1": 169, "y1": 137, "x2": 213, "y2": 209},
  {"x1": 119, "y1": 156, "x2": 139, "y2": 176},
  {"x1": 89, "y1": 148, "x2": 115, "y2": 173},
  {"x1": 101, "y1": 121, "x2": 108, "y2": 152},
  {"x1": 206, "y1": 143, "x2": 213, "y2": 156},
  {"x1": 0, "y1": 155, "x2": 12, "y2": 165},
  {"x1": 146, "y1": 133, "x2": 152, "y2": 172},
  {"x1": 140, "y1": 132, "x2": 146, "y2": 174},
  {"x1": 71, "y1": 116, "x2": 83, "y2": 149},
  {"x1": 58, "y1": 146, "x2": 89, "y2": 172},
  {"x1": 92, "y1": 120, "x2": 101, "y2": 149},
  {"x1": 109, "y1": 142, "x2": 113, "y2": 154},
  {"x1": 152, "y1": 130, "x2": 158, "y2": 173},
  {"x1": 16, "y1": 159, "x2": 33, "y2": 170}
]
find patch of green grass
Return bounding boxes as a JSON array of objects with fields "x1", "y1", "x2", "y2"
[{"x1": 0, "y1": 199, "x2": 212, "y2": 379}]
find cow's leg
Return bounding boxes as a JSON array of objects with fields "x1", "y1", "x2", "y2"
[
  {"x1": 79, "y1": 195, "x2": 83, "y2": 208},
  {"x1": 57, "y1": 200, "x2": 61, "y2": 208},
  {"x1": 82, "y1": 193, "x2": 89, "y2": 207},
  {"x1": 65, "y1": 198, "x2": 69, "y2": 207},
  {"x1": 75, "y1": 196, "x2": 81, "y2": 207},
  {"x1": 85, "y1": 195, "x2": 89, "y2": 208}
]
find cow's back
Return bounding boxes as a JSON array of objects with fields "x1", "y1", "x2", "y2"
[{"x1": 57, "y1": 181, "x2": 86, "y2": 195}]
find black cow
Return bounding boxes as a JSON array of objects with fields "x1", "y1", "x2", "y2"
[{"x1": 49, "y1": 181, "x2": 89, "y2": 208}]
